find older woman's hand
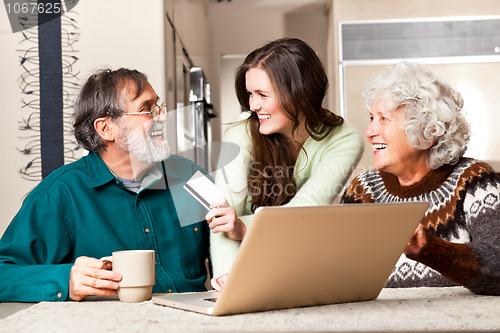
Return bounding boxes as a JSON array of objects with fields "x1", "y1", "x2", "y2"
[
  {"x1": 404, "y1": 224, "x2": 428, "y2": 257},
  {"x1": 205, "y1": 198, "x2": 247, "y2": 241}
]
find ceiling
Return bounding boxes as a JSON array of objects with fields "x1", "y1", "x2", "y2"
[{"x1": 206, "y1": 0, "x2": 330, "y2": 15}]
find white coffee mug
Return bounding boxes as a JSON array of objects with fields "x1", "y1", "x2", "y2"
[{"x1": 101, "y1": 250, "x2": 156, "y2": 302}]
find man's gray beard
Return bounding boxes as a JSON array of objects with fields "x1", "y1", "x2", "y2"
[{"x1": 119, "y1": 121, "x2": 171, "y2": 163}]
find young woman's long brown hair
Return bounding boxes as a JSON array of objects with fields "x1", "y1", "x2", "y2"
[{"x1": 234, "y1": 38, "x2": 344, "y2": 212}]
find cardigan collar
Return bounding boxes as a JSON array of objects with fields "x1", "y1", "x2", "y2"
[{"x1": 380, "y1": 163, "x2": 455, "y2": 198}]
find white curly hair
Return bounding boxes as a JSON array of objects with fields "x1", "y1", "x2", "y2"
[{"x1": 363, "y1": 62, "x2": 470, "y2": 169}]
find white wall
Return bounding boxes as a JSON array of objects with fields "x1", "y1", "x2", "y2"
[
  {"x1": 208, "y1": 12, "x2": 285, "y2": 141},
  {"x1": 327, "y1": 0, "x2": 500, "y2": 176},
  {"x1": 219, "y1": 55, "x2": 245, "y2": 134},
  {"x1": 327, "y1": 0, "x2": 500, "y2": 113},
  {"x1": 78, "y1": 1, "x2": 166, "y2": 100},
  {"x1": 285, "y1": 9, "x2": 328, "y2": 70},
  {"x1": 208, "y1": 8, "x2": 329, "y2": 141},
  {"x1": 0, "y1": 0, "x2": 167, "y2": 236},
  {"x1": 0, "y1": 8, "x2": 31, "y2": 236},
  {"x1": 173, "y1": 0, "x2": 211, "y2": 76}
]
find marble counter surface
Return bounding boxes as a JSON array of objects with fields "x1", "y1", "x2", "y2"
[{"x1": 0, "y1": 287, "x2": 499, "y2": 333}]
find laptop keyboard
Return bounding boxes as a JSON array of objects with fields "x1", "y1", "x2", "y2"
[{"x1": 203, "y1": 297, "x2": 218, "y2": 303}]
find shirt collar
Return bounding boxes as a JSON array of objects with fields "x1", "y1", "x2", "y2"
[
  {"x1": 86, "y1": 151, "x2": 189, "y2": 190},
  {"x1": 139, "y1": 165, "x2": 163, "y2": 191},
  {"x1": 87, "y1": 152, "x2": 116, "y2": 188}
]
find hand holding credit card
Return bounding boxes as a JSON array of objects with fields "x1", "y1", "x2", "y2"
[{"x1": 183, "y1": 171, "x2": 225, "y2": 210}]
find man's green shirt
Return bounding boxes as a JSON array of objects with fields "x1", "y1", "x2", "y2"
[{"x1": 0, "y1": 152, "x2": 210, "y2": 302}]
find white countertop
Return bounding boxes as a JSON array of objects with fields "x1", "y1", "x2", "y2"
[{"x1": 0, "y1": 287, "x2": 499, "y2": 332}]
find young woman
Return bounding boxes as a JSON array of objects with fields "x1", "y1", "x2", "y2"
[{"x1": 207, "y1": 38, "x2": 363, "y2": 288}]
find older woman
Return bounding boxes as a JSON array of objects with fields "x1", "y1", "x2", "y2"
[{"x1": 341, "y1": 62, "x2": 500, "y2": 295}]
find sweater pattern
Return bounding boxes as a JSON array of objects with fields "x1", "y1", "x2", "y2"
[{"x1": 342, "y1": 157, "x2": 500, "y2": 290}]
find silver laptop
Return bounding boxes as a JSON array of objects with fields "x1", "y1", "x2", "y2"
[{"x1": 152, "y1": 202, "x2": 429, "y2": 316}]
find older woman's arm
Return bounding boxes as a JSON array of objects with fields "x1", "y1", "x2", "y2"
[
  {"x1": 407, "y1": 227, "x2": 500, "y2": 295},
  {"x1": 342, "y1": 166, "x2": 500, "y2": 295},
  {"x1": 408, "y1": 169, "x2": 500, "y2": 295}
]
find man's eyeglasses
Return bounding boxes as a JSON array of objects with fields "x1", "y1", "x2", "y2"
[{"x1": 123, "y1": 103, "x2": 167, "y2": 122}]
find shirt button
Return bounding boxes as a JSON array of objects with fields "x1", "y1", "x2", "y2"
[
  {"x1": 115, "y1": 180, "x2": 120, "y2": 185},
  {"x1": 145, "y1": 228, "x2": 150, "y2": 233},
  {"x1": 194, "y1": 227, "x2": 199, "y2": 232},
  {"x1": 57, "y1": 292, "x2": 62, "y2": 299},
  {"x1": 168, "y1": 289, "x2": 172, "y2": 293}
]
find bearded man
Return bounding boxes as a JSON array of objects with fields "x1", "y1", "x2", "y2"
[{"x1": 0, "y1": 68, "x2": 210, "y2": 302}]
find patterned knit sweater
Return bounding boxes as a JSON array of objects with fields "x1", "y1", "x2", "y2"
[{"x1": 341, "y1": 157, "x2": 500, "y2": 295}]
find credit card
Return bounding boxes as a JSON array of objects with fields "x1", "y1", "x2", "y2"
[{"x1": 183, "y1": 170, "x2": 225, "y2": 210}]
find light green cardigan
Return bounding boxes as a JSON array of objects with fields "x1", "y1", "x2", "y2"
[{"x1": 210, "y1": 112, "x2": 363, "y2": 277}]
